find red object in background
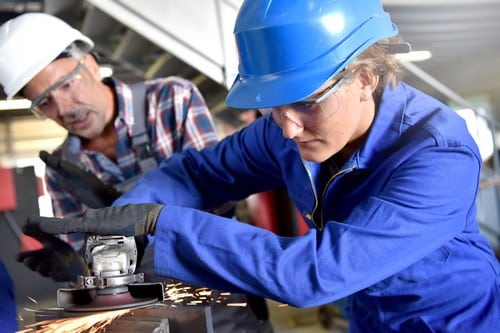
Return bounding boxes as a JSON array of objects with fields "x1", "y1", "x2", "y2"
[
  {"x1": 0, "y1": 167, "x2": 43, "y2": 250},
  {"x1": 36, "y1": 176, "x2": 46, "y2": 196},
  {"x1": 27, "y1": 176, "x2": 45, "y2": 250},
  {"x1": 20, "y1": 235, "x2": 43, "y2": 251},
  {"x1": 295, "y1": 212, "x2": 309, "y2": 236},
  {"x1": 0, "y1": 168, "x2": 17, "y2": 211},
  {"x1": 249, "y1": 191, "x2": 280, "y2": 234},
  {"x1": 249, "y1": 190, "x2": 310, "y2": 236}
]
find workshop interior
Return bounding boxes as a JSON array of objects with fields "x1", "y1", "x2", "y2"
[{"x1": 1, "y1": 0, "x2": 500, "y2": 332}]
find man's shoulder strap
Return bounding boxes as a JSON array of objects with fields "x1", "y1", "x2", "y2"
[{"x1": 128, "y1": 82, "x2": 158, "y2": 174}]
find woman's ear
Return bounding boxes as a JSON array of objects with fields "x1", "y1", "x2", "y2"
[{"x1": 358, "y1": 71, "x2": 379, "y2": 101}]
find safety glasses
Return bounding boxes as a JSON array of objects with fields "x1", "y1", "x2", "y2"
[
  {"x1": 29, "y1": 57, "x2": 85, "y2": 119},
  {"x1": 259, "y1": 70, "x2": 352, "y2": 120},
  {"x1": 299, "y1": 70, "x2": 351, "y2": 105}
]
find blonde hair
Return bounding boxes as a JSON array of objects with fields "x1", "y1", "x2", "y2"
[{"x1": 347, "y1": 36, "x2": 404, "y2": 97}]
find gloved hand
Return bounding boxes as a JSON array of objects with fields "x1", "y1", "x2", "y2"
[
  {"x1": 16, "y1": 223, "x2": 88, "y2": 282},
  {"x1": 39, "y1": 150, "x2": 122, "y2": 208},
  {"x1": 26, "y1": 204, "x2": 164, "y2": 237}
]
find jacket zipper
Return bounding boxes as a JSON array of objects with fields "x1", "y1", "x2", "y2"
[{"x1": 306, "y1": 164, "x2": 356, "y2": 231}]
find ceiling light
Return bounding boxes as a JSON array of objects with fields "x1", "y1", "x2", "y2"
[
  {"x1": 395, "y1": 50, "x2": 432, "y2": 63},
  {"x1": 99, "y1": 65, "x2": 113, "y2": 78}
]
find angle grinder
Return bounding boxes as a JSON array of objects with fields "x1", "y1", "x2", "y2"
[{"x1": 57, "y1": 235, "x2": 164, "y2": 312}]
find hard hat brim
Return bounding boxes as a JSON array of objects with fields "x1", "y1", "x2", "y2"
[
  {"x1": 226, "y1": 22, "x2": 400, "y2": 110},
  {"x1": 226, "y1": 62, "x2": 344, "y2": 110}
]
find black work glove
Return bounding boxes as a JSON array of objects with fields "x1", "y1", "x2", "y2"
[
  {"x1": 39, "y1": 150, "x2": 122, "y2": 208},
  {"x1": 16, "y1": 223, "x2": 88, "y2": 282},
  {"x1": 26, "y1": 204, "x2": 164, "y2": 237}
]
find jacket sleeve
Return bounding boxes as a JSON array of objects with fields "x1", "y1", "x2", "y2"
[
  {"x1": 116, "y1": 117, "x2": 482, "y2": 308},
  {"x1": 151, "y1": 144, "x2": 481, "y2": 308}
]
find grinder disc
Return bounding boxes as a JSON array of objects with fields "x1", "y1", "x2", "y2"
[{"x1": 65, "y1": 291, "x2": 158, "y2": 312}]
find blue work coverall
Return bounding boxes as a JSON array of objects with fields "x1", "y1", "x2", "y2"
[
  {"x1": 116, "y1": 82, "x2": 500, "y2": 332},
  {"x1": 0, "y1": 260, "x2": 17, "y2": 332}
]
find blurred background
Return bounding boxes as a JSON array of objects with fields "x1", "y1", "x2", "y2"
[{"x1": 1, "y1": 0, "x2": 500, "y2": 331}]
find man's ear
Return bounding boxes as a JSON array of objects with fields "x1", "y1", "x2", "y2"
[
  {"x1": 83, "y1": 53, "x2": 102, "y2": 79},
  {"x1": 358, "y1": 71, "x2": 379, "y2": 101}
]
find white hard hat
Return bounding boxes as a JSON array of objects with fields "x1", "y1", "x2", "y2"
[{"x1": 0, "y1": 12, "x2": 94, "y2": 99}]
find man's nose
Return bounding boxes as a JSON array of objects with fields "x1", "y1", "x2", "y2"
[{"x1": 51, "y1": 91, "x2": 73, "y2": 117}]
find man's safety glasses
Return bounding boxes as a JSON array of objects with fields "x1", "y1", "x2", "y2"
[{"x1": 29, "y1": 58, "x2": 85, "y2": 119}]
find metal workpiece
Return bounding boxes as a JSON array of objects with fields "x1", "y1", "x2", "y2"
[
  {"x1": 107, "y1": 306, "x2": 214, "y2": 333},
  {"x1": 33, "y1": 305, "x2": 214, "y2": 333}
]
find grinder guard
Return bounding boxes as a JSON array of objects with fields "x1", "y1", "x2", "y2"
[{"x1": 57, "y1": 235, "x2": 164, "y2": 312}]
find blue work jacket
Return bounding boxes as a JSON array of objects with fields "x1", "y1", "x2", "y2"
[
  {"x1": 0, "y1": 260, "x2": 17, "y2": 332},
  {"x1": 117, "y1": 82, "x2": 500, "y2": 332}
]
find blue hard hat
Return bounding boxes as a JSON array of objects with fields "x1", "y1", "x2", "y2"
[{"x1": 226, "y1": 0, "x2": 398, "y2": 109}]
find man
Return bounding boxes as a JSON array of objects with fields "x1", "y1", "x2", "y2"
[
  {"x1": 23, "y1": 1, "x2": 500, "y2": 332},
  {"x1": 0, "y1": 12, "x2": 271, "y2": 332}
]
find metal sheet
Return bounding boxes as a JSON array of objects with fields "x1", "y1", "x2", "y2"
[{"x1": 34, "y1": 304, "x2": 214, "y2": 333}]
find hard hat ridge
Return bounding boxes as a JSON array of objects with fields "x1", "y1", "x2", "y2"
[{"x1": 226, "y1": 0, "x2": 398, "y2": 109}]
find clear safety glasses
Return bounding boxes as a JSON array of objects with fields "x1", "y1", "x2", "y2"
[
  {"x1": 259, "y1": 71, "x2": 352, "y2": 125},
  {"x1": 29, "y1": 57, "x2": 86, "y2": 119}
]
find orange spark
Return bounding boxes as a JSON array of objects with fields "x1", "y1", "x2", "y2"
[
  {"x1": 226, "y1": 302, "x2": 247, "y2": 307},
  {"x1": 162, "y1": 282, "x2": 241, "y2": 307},
  {"x1": 17, "y1": 308, "x2": 130, "y2": 333}
]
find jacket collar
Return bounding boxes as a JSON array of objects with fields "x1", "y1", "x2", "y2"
[{"x1": 349, "y1": 82, "x2": 408, "y2": 170}]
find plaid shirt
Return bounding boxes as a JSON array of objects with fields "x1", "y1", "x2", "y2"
[{"x1": 45, "y1": 76, "x2": 219, "y2": 249}]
